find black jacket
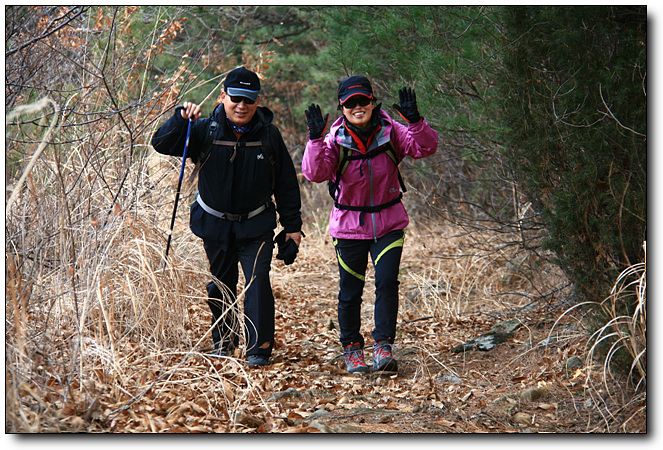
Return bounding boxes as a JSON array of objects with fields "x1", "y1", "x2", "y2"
[{"x1": 151, "y1": 104, "x2": 302, "y2": 246}]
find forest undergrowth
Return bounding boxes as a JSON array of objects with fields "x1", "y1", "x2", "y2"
[{"x1": 5, "y1": 150, "x2": 646, "y2": 434}]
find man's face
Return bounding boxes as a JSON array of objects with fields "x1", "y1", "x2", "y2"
[{"x1": 221, "y1": 91, "x2": 259, "y2": 127}]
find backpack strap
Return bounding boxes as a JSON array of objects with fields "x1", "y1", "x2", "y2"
[
  {"x1": 188, "y1": 119, "x2": 218, "y2": 182},
  {"x1": 328, "y1": 138, "x2": 407, "y2": 211},
  {"x1": 213, "y1": 140, "x2": 263, "y2": 146},
  {"x1": 334, "y1": 193, "x2": 403, "y2": 213},
  {"x1": 213, "y1": 140, "x2": 263, "y2": 163},
  {"x1": 262, "y1": 126, "x2": 276, "y2": 190},
  {"x1": 337, "y1": 142, "x2": 406, "y2": 193},
  {"x1": 188, "y1": 122, "x2": 277, "y2": 189}
]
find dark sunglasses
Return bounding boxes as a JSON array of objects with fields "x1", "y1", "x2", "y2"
[
  {"x1": 342, "y1": 96, "x2": 371, "y2": 109},
  {"x1": 229, "y1": 95, "x2": 256, "y2": 105}
]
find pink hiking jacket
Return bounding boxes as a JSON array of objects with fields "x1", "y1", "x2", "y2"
[{"x1": 302, "y1": 109, "x2": 438, "y2": 240}]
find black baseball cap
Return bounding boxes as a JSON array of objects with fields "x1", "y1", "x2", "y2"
[
  {"x1": 338, "y1": 75, "x2": 373, "y2": 103},
  {"x1": 224, "y1": 67, "x2": 261, "y2": 101}
]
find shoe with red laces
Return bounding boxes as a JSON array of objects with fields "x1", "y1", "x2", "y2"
[
  {"x1": 372, "y1": 340, "x2": 398, "y2": 372},
  {"x1": 343, "y1": 343, "x2": 369, "y2": 374}
]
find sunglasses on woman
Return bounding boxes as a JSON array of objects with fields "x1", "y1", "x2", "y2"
[
  {"x1": 342, "y1": 96, "x2": 372, "y2": 109},
  {"x1": 229, "y1": 95, "x2": 256, "y2": 105}
]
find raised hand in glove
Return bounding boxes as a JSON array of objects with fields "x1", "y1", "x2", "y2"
[
  {"x1": 392, "y1": 87, "x2": 421, "y2": 123},
  {"x1": 304, "y1": 103, "x2": 329, "y2": 140}
]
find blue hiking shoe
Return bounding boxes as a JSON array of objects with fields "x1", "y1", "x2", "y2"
[
  {"x1": 343, "y1": 343, "x2": 369, "y2": 374},
  {"x1": 372, "y1": 340, "x2": 398, "y2": 372}
]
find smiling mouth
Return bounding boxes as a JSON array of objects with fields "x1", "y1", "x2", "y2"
[{"x1": 231, "y1": 110, "x2": 250, "y2": 125}]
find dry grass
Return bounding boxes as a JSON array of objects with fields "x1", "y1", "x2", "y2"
[
  {"x1": 548, "y1": 241, "x2": 646, "y2": 433},
  {"x1": 590, "y1": 240, "x2": 647, "y2": 393},
  {"x1": 5, "y1": 110, "x2": 259, "y2": 431}
]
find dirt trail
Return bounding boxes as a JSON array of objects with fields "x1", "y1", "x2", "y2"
[
  {"x1": 218, "y1": 227, "x2": 646, "y2": 434},
  {"x1": 37, "y1": 225, "x2": 643, "y2": 434}
]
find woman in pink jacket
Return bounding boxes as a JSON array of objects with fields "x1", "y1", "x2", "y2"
[{"x1": 303, "y1": 75, "x2": 438, "y2": 374}]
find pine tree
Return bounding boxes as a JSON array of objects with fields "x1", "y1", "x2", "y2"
[{"x1": 498, "y1": 6, "x2": 646, "y2": 305}]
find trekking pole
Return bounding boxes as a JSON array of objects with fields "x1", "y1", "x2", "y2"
[
  {"x1": 164, "y1": 117, "x2": 192, "y2": 267},
  {"x1": 162, "y1": 66, "x2": 237, "y2": 267}
]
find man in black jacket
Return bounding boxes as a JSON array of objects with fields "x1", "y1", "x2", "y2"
[{"x1": 152, "y1": 67, "x2": 303, "y2": 367}]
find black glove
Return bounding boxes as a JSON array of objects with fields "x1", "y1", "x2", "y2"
[
  {"x1": 392, "y1": 87, "x2": 421, "y2": 123},
  {"x1": 275, "y1": 230, "x2": 299, "y2": 265},
  {"x1": 304, "y1": 104, "x2": 329, "y2": 140}
]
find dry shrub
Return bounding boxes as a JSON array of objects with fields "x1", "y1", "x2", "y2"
[
  {"x1": 401, "y1": 222, "x2": 568, "y2": 324},
  {"x1": 5, "y1": 100, "x2": 257, "y2": 431},
  {"x1": 552, "y1": 242, "x2": 646, "y2": 388},
  {"x1": 581, "y1": 242, "x2": 646, "y2": 433},
  {"x1": 546, "y1": 241, "x2": 646, "y2": 432}
]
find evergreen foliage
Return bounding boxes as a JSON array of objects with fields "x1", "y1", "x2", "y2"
[{"x1": 497, "y1": 6, "x2": 646, "y2": 304}]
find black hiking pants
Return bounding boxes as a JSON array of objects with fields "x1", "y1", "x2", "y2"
[
  {"x1": 203, "y1": 231, "x2": 275, "y2": 358},
  {"x1": 333, "y1": 229, "x2": 405, "y2": 348}
]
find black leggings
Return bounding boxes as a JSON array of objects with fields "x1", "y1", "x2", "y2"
[{"x1": 333, "y1": 229, "x2": 405, "y2": 348}]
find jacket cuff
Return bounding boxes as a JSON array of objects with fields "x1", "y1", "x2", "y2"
[
  {"x1": 282, "y1": 225, "x2": 302, "y2": 234},
  {"x1": 173, "y1": 105, "x2": 188, "y2": 123},
  {"x1": 407, "y1": 116, "x2": 428, "y2": 131}
]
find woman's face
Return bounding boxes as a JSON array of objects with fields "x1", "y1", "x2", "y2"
[{"x1": 341, "y1": 96, "x2": 375, "y2": 129}]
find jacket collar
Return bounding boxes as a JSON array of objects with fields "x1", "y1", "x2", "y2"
[{"x1": 332, "y1": 109, "x2": 393, "y2": 152}]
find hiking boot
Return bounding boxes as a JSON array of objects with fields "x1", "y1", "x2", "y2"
[
  {"x1": 372, "y1": 340, "x2": 397, "y2": 372},
  {"x1": 247, "y1": 355, "x2": 270, "y2": 367},
  {"x1": 343, "y1": 343, "x2": 369, "y2": 374},
  {"x1": 209, "y1": 348, "x2": 229, "y2": 357},
  {"x1": 210, "y1": 342, "x2": 235, "y2": 358}
]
